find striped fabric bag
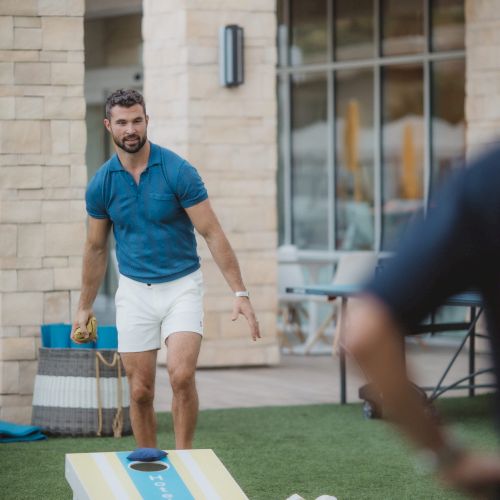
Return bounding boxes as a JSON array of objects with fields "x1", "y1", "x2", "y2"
[{"x1": 32, "y1": 348, "x2": 132, "y2": 437}]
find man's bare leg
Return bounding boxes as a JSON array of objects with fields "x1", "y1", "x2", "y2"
[
  {"x1": 166, "y1": 332, "x2": 202, "y2": 449},
  {"x1": 121, "y1": 350, "x2": 158, "y2": 448}
]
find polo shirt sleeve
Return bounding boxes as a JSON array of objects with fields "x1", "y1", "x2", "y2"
[
  {"x1": 85, "y1": 173, "x2": 109, "y2": 219},
  {"x1": 176, "y1": 161, "x2": 208, "y2": 208}
]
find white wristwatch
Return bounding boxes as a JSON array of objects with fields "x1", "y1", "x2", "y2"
[{"x1": 234, "y1": 290, "x2": 250, "y2": 298}]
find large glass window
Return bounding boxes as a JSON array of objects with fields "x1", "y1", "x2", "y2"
[
  {"x1": 278, "y1": 0, "x2": 465, "y2": 254},
  {"x1": 291, "y1": 73, "x2": 328, "y2": 249}
]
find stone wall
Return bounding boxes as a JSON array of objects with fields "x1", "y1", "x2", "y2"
[
  {"x1": 465, "y1": 0, "x2": 500, "y2": 152},
  {"x1": 143, "y1": 0, "x2": 279, "y2": 366},
  {"x1": 0, "y1": 1, "x2": 86, "y2": 423}
]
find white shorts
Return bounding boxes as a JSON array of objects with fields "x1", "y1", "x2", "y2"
[{"x1": 115, "y1": 269, "x2": 204, "y2": 353}]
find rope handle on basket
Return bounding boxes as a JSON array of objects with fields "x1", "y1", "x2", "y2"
[{"x1": 95, "y1": 351, "x2": 124, "y2": 438}]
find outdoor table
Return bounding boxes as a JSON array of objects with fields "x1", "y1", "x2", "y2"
[{"x1": 286, "y1": 284, "x2": 494, "y2": 407}]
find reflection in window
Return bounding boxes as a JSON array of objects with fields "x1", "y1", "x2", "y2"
[
  {"x1": 278, "y1": 76, "x2": 287, "y2": 246},
  {"x1": 335, "y1": 69, "x2": 374, "y2": 250},
  {"x1": 432, "y1": 0, "x2": 465, "y2": 51},
  {"x1": 291, "y1": 73, "x2": 328, "y2": 249},
  {"x1": 382, "y1": 0, "x2": 424, "y2": 56},
  {"x1": 431, "y1": 59, "x2": 465, "y2": 191},
  {"x1": 290, "y1": 0, "x2": 328, "y2": 65},
  {"x1": 334, "y1": 0, "x2": 374, "y2": 61},
  {"x1": 382, "y1": 64, "x2": 424, "y2": 250}
]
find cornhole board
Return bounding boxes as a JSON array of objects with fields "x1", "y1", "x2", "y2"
[{"x1": 65, "y1": 449, "x2": 248, "y2": 499}]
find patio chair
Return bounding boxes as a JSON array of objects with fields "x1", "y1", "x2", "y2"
[{"x1": 302, "y1": 252, "x2": 378, "y2": 355}]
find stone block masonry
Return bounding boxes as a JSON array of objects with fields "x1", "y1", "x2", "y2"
[{"x1": 0, "y1": 1, "x2": 85, "y2": 423}]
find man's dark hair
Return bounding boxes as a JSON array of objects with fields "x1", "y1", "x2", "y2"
[{"x1": 105, "y1": 89, "x2": 147, "y2": 119}]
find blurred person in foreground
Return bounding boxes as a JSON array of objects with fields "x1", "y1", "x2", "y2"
[
  {"x1": 346, "y1": 144, "x2": 500, "y2": 498},
  {"x1": 71, "y1": 89, "x2": 260, "y2": 451}
]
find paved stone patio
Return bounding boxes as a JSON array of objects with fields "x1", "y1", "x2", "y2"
[{"x1": 154, "y1": 342, "x2": 495, "y2": 412}]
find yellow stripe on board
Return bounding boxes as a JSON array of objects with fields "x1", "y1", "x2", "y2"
[
  {"x1": 67, "y1": 454, "x2": 115, "y2": 500},
  {"x1": 184, "y1": 449, "x2": 249, "y2": 500},
  {"x1": 168, "y1": 451, "x2": 207, "y2": 499},
  {"x1": 67, "y1": 452, "x2": 142, "y2": 500}
]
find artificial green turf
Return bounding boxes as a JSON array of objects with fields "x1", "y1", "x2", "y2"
[{"x1": 1, "y1": 395, "x2": 498, "y2": 499}]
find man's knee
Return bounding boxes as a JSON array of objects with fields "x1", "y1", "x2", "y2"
[
  {"x1": 130, "y1": 382, "x2": 155, "y2": 406},
  {"x1": 168, "y1": 366, "x2": 196, "y2": 395}
]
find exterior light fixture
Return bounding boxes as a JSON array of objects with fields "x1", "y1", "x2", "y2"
[{"x1": 219, "y1": 25, "x2": 244, "y2": 87}]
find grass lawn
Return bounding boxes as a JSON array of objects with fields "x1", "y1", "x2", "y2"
[{"x1": 1, "y1": 395, "x2": 498, "y2": 499}]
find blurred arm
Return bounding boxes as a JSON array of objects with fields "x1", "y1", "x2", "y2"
[
  {"x1": 346, "y1": 296, "x2": 500, "y2": 497},
  {"x1": 346, "y1": 296, "x2": 448, "y2": 451}
]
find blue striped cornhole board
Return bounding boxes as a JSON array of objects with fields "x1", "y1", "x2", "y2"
[{"x1": 65, "y1": 449, "x2": 248, "y2": 499}]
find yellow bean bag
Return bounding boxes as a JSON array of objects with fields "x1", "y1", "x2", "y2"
[{"x1": 73, "y1": 316, "x2": 97, "y2": 343}]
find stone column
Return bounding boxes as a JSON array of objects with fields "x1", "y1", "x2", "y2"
[
  {"x1": 143, "y1": 0, "x2": 279, "y2": 366},
  {"x1": 465, "y1": 0, "x2": 500, "y2": 152},
  {"x1": 0, "y1": 1, "x2": 86, "y2": 423}
]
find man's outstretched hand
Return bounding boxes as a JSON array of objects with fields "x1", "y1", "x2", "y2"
[
  {"x1": 232, "y1": 298, "x2": 261, "y2": 341},
  {"x1": 439, "y1": 451, "x2": 500, "y2": 499}
]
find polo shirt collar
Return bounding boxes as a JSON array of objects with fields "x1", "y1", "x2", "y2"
[
  {"x1": 148, "y1": 142, "x2": 161, "y2": 167},
  {"x1": 109, "y1": 141, "x2": 161, "y2": 171}
]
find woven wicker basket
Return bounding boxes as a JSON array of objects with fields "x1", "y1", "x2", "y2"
[{"x1": 32, "y1": 348, "x2": 132, "y2": 437}]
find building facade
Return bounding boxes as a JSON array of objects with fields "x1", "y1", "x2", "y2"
[{"x1": 0, "y1": 0, "x2": 498, "y2": 423}]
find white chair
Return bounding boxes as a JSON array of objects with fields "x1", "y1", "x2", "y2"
[
  {"x1": 331, "y1": 251, "x2": 377, "y2": 286},
  {"x1": 302, "y1": 252, "x2": 378, "y2": 354}
]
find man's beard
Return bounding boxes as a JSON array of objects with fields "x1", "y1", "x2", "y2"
[{"x1": 113, "y1": 133, "x2": 147, "y2": 154}]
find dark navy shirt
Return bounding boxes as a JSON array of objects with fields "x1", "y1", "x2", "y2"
[
  {"x1": 85, "y1": 142, "x2": 208, "y2": 283},
  {"x1": 366, "y1": 145, "x2": 500, "y2": 333},
  {"x1": 366, "y1": 144, "x2": 500, "y2": 419}
]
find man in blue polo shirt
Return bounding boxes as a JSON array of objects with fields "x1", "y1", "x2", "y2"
[{"x1": 72, "y1": 89, "x2": 260, "y2": 450}]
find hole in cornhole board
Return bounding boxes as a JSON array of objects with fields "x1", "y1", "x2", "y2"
[{"x1": 129, "y1": 462, "x2": 168, "y2": 472}]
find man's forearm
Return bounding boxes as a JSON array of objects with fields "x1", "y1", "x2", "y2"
[
  {"x1": 205, "y1": 229, "x2": 245, "y2": 292},
  {"x1": 78, "y1": 241, "x2": 108, "y2": 310}
]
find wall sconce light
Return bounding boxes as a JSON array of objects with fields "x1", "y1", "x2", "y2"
[{"x1": 219, "y1": 25, "x2": 244, "y2": 87}]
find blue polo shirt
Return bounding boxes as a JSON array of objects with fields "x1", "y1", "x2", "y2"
[{"x1": 85, "y1": 142, "x2": 208, "y2": 283}]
